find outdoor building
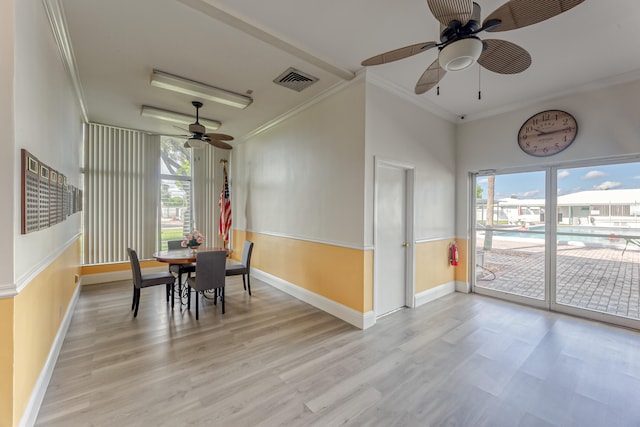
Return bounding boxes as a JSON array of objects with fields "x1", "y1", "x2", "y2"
[
  {"x1": 558, "y1": 188, "x2": 640, "y2": 227},
  {"x1": 477, "y1": 188, "x2": 640, "y2": 228}
]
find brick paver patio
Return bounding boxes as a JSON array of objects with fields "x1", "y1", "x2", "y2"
[{"x1": 476, "y1": 241, "x2": 640, "y2": 320}]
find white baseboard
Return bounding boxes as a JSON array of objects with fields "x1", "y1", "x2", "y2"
[
  {"x1": 414, "y1": 281, "x2": 456, "y2": 307},
  {"x1": 455, "y1": 280, "x2": 470, "y2": 293},
  {"x1": 251, "y1": 269, "x2": 373, "y2": 330},
  {"x1": 19, "y1": 279, "x2": 82, "y2": 427}
]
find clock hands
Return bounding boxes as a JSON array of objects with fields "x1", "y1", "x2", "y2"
[{"x1": 533, "y1": 127, "x2": 572, "y2": 136}]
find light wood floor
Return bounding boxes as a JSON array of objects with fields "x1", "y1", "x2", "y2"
[{"x1": 36, "y1": 276, "x2": 640, "y2": 426}]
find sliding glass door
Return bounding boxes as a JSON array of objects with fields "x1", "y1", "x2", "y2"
[
  {"x1": 472, "y1": 158, "x2": 640, "y2": 329},
  {"x1": 553, "y1": 161, "x2": 640, "y2": 327},
  {"x1": 474, "y1": 170, "x2": 547, "y2": 307}
]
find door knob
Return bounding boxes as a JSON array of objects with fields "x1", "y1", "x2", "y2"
[{"x1": 402, "y1": 242, "x2": 409, "y2": 247}]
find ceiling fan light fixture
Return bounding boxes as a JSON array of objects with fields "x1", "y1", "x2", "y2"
[
  {"x1": 140, "y1": 105, "x2": 221, "y2": 130},
  {"x1": 150, "y1": 70, "x2": 253, "y2": 109},
  {"x1": 438, "y1": 38, "x2": 483, "y2": 71},
  {"x1": 187, "y1": 138, "x2": 206, "y2": 149}
]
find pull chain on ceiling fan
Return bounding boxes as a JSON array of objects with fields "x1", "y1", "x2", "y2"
[{"x1": 361, "y1": 0, "x2": 585, "y2": 95}]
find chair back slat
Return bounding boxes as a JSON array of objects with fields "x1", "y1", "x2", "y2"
[
  {"x1": 193, "y1": 251, "x2": 226, "y2": 292},
  {"x1": 127, "y1": 248, "x2": 143, "y2": 288},
  {"x1": 242, "y1": 241, "x2": 254, "y2": 268}
]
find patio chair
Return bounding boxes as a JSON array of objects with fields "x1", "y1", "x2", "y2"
[{"x1": 622, "y1": 238, "x2": 640, "y2": 256}]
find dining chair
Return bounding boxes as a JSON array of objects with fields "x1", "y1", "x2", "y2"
[
  {"x1": 167, "y1": 239, "x2": 196, "y2": 307},
  {"x1": 127, "y1": 248, "x2": 176, "y2": 317},
  {"x1": 225, "y1": 241, "x2": 254, "y2": 295},
  {"x1": 187, "y1": 250, "x2": 227, "y2": 319}
]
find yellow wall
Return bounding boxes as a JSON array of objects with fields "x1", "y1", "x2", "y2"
[
  {"x1": 232, "y1": 230, "x2": 372, "y2": 312},
  {"x1": 0, "y1": 298, "x2": 15, "y2": 427},
  {"x1": 415, "y1": 239, "x2": 457, "y2": 293},
  {"x1": 454, "y1": 238, "x2": 469, "y2": 284},
  {"x1": 8, "y1": 239, "x2": 81, "y2": 427}
]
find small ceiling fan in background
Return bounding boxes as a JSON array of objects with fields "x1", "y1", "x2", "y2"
[
  {"x1": 361, "y1": 0, "x2": 585, "y2": 95},
  {"x1": 180, "y1": 101, "x2": 234, "y2": 149}
]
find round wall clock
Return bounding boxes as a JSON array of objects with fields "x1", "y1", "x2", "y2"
[{"x1": 517, "y1": 110, "x2": 578, "y2": 157}]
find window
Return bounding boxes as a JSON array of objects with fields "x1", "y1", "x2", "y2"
[{"x1": 160, "y1": 136, "x2": 192, "y2": 250}]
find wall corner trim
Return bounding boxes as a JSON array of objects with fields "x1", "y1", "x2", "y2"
[{"x1": 3, "y1": 233, "x2": 82, "y2": 298}]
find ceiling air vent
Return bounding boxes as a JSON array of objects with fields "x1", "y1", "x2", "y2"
[{"x1": 273, "y1": 68, "x2": 318, "y2": 92}]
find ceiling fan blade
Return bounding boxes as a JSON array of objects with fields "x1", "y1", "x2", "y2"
[
  {"x1": 361, "y1": 42, "x2": 437, "y2": 66},
  {"x1": 205, "y1": 133, "x2": 234, "y2": 141},
  {"x1": 208, "y1": 140, "x2": 233, "y2": 150},
  {"x1": 427, "y1": 0, "x2": 473, "y2": 28},
  {"x1": 415, "y1": 58, "x2": 447, "y2": 94},
  {"x1": 477, "y1": 39, "x2": 531, "y2": 74},
  {"x1": 483, "y1": 0, "x2": 585, "y2": 32}
]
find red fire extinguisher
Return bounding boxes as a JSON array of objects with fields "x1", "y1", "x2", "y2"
[{"x1": 449, "y1": 241, "x2": 459, "y2": 266}]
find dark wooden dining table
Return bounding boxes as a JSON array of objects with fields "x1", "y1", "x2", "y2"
[
  {"x1": 153, "y1": 247, "x2": 228, "y2": 306},
  {"x1": 153, "y1": 246, "x2": 227, "y2": 261}
]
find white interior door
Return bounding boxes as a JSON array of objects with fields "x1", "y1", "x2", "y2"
[{"x1": 375, "y1": 162, "x2": 408, "y2": 317}]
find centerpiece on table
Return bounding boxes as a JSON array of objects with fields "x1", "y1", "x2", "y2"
[{"x1": 182, "y1": 229, "x2": 204, "y2": 253}]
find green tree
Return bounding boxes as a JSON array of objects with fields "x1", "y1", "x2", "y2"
[
  {"x1": 161, "y1": 137, "x2": 190, "y2": 176},
  {"x1": 476, "y1": 185, "x2": 483, "y2": 199}
]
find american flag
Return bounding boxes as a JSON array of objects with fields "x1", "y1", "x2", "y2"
[{"x1": 218, "y1": 167, "x2": 232, "y2": 242}]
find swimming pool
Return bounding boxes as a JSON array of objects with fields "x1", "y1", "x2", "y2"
[{"x1": 493, "y1": 225, "x2": 640, "y2": 246}]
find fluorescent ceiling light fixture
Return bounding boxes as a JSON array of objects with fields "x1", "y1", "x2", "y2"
[
  {"x1": 140, "y1": 105, "x2": 221, "y2": 130},
  {"x1": 150, "y1": 69, "x2": 253, "y2": 109}
]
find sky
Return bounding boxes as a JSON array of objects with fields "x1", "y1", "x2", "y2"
[{"x1": 477, "y1": 161, "x2": 640, "y2": 200}]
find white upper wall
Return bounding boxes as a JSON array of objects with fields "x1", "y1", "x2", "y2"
[
  {"x1": 455, "y1": 79, "x2": 640, "y2": 236},
  {"x1": 232, "y1": 79, "x2": 367, "y2": 248},
  {"x1": 1, "y1": 0, "x2": 16, "y2": 289},
  {"x1": 364, "y1": 81, "x2": 456, "y2": 246},
  {"x1": 13, "y1": 0, "x2": 83, "y2": 284}
]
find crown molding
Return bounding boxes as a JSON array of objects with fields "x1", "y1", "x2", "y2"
[
  {"x1": 42, "y1": 0, "x2": 88, "y2": 123},
  {"x1": 461, "y1": 69, "x2": 640, "y2": 123}
]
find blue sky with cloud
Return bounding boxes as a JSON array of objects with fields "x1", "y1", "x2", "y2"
[{"x1": 477, "y1": 161, "x2": 640, "y2": 200}]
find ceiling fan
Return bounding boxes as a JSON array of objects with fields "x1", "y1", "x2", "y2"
[
  {"x1": 361, "y1": 0, "x2": 585, "y2": 94},
  {"x1": 182, "y1": 101, "x2": 234, "y2": 149}
]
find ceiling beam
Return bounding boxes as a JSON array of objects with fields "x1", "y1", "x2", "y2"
[{"x1": 177, "y1": 0, "x2": 355, "y2": 81}]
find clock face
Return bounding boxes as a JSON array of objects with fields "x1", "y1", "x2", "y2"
[{"x1": 517, "y1": 110, "x2": 578, "y2": 157}]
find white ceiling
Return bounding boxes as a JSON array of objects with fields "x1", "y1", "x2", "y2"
[{"x1": 58, "y1": 0, "x2": 640, "y2": 145}]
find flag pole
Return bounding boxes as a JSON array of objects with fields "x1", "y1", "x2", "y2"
[{"x1": 219, "y1": 159, "x2": 231, "y2": 253}]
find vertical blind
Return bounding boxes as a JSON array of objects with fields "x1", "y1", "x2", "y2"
[
  {"x1": 84, "y1": 124, "x2": 160, "y2": 264},
  {"x1": 192, "y1": 146, "x2": 223, "y2": 249}
]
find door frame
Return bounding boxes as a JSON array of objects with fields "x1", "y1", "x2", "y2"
[
  {"x1": 470, "y1": 168, "x2": 551, "y2": 310},
  {"x1": 373, "y1": 157, "x2": 415, "y2": 317},
  {"x1": 470, "y1": 154, "x2": 640, "y2": 330}
]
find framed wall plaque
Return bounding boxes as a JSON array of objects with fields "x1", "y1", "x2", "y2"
[{"x1": 20, "y1": 149, "x2": 80, "y2": 234}]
